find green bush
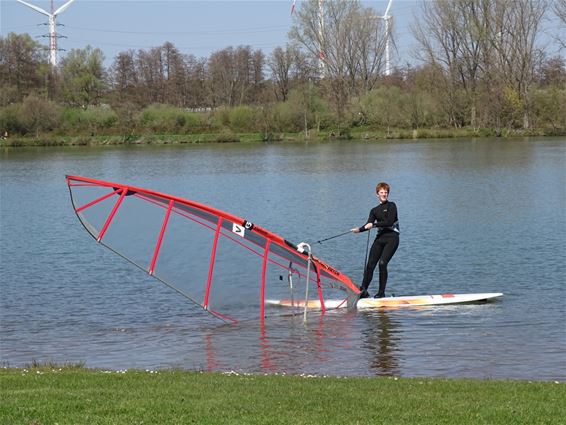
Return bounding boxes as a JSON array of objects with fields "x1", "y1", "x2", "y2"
[
  {"x1": 88, "y1": 107, "x2": 118, "y2": 131},
  {"x1": 211, "y1": 107, "x2": 231, "y2": 129},
  {"x1": 0, "y1": 104, "x2": 24, "y2": 135},
  {"x1": 59, "y1": 108, "x2": 82, "y2": 133},
  {"x1": 138, "y1": 104, "x2": 191, "y2": 133},
  {"x1": 19, "y1": 95, "x2": 60, "y2": 137},
  {"x1": 228, "y1": 106, "x2": 259, "y2": 131},
  {"x1": 59, "y1": 106, "x2": 118, "y2": 135},
  {"x1": 181, "y1": 111, "x2": 207, "y2": 133},
  {"x1": 214, "y1": 129, "x2": 240, "y2": 142},
  {"x1": 359, "y1": 87, "x2": 397, "y2": 127},
  {"x1": 530, "y1": 87, "x2": 566, "y2": 130},
  {"x1": 273, "y1": 101, "x2": 303, "y2": 132}
]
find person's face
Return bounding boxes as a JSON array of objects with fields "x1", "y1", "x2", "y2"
[{"x1": 377, "y1": 189, "x2": 389, "y2": 203}]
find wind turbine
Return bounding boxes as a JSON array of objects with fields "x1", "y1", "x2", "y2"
[
  {"x1": 17, "y1": 0, "x2": 76, "y2": 67},
  {"x1": 378, "y1": 0, "x2": 394, "y2": 76}
]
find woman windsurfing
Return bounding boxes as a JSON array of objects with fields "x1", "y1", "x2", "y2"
[{"x1": 351, "y1": 182, "x2": 400, "y2": 298}]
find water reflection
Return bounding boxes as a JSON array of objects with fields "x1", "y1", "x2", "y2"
[
  {"x1": 204, "y1": 332, "x2": 219, "y2": 371},
  {"x1": 1, "y1": 139, "x2": 564, "y2": 380},
  {"x1": 259, "y1": 323, "x2": 276, "y2": 372},
  {"x1": 196, "y1": 310, "x2": 363, "y2": 375},
  {"x1": 360, "y1": 310, "x2": 401, "y2": 376},
  {"x1": 190, "y1": 307, "x2": 404, "y2": 377}
]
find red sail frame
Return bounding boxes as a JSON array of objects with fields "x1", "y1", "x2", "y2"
[{"x1": 67, "y1": 175, "x2": 359, "y2": 322}]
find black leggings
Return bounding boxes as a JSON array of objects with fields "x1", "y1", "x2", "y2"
[{"x1": 361, "y1": 232, "x2": 399, "y2": 296}]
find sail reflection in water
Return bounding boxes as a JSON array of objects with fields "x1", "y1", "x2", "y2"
[
  {"x1": 197, "y1": 311, "x2": 366, "y2": 375},
  {"x1": 67, "y1": 175, "x2": 359, "y2": 324}
]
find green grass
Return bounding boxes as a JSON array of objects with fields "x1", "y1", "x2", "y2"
[
  {"x1": 1, "y1": 126, "x2": 564, "y2": 148},
  {"x1": 1, "y1": 366, "x2": 564, "y2": 424}
]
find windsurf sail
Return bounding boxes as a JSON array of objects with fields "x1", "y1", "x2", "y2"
[{"x1": 67, "y1": 175, "x2": 359, "y2": 323}]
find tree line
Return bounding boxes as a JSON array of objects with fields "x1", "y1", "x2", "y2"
[{"x1": 1, "y1": 0, "x2": 565, "y2": 140}]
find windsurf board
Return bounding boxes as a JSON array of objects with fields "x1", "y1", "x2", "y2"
[{"x1": 266, "y1": 293, "x2": 503, "y2": 309}]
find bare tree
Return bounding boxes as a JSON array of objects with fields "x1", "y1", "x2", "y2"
[
  {"x1": 289, "y1": 0, "x2": 388, "y2": 118},
  {"x1": 249, "y1": 48, "x2": 265, "y2": 104},
  {"x1": 208, "y1": 47, "x2": 237, "y2": 107},
  {"x1": 268, "y1": 46, "x2": 293, "y2": 102},
  {"x1": 412, "y1": 0, "x2": 548, "y2": 129},
  {"x1": 109, "y1": 50, "x2": 138, "y2": 104},
  {"x1": 268, "y1": 45, "x2": 315, "y2": 101},
  {"x1": 184, "y1": 54, "x2": 208, "y2": 109},
  {"x1": 553, "y1": 0, "x2": 566, "y2": 48},
  {"x1": 161, "y1": 42, "x2": 187, "y2": 107},
  {"x1": 110, "y1": 43, "x2": 209, "y2": 109},
  {"x1": 486, "y1": 0, "x2": 548, "y2": 129},
  {"x1": 554, "y1": 0, "x2": 566, "y2": 22},
  {"x1": 135, "y1": 46, "x2": 170, "y2": 105},
  {"x1": 208, "y1": 46, "x2": 264, "y2": 107},
  {"x1": 412, "y1": 0, "x2": 493, "y2": 127}
]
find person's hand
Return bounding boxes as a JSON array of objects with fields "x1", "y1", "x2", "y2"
[{"x1": 351, "y1": 227, "x2": 360, "y2": 233}]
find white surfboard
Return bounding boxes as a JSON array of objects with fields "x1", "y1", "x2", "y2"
[{"x1": 266, "y1": 293, "x2": 503, "y2": 309}]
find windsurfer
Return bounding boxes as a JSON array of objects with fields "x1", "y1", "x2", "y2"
[{"x1": 351, "y1": 182, "x2": 399, "y2": 298}]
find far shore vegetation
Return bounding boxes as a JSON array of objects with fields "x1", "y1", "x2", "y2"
[
  {"x1": 2, "y1": 1, "x2": 565, "y2": 148},
  {"x1": 1, "y1": 364, "x2": 564, "y2": 424},
  {"x1": 1, "y1": 102, "x2": 564, "y2": 149}
]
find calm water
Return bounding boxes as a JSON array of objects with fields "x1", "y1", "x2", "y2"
[{"x1": 1, "y1": 138, "x2": 565, "y2": 380}]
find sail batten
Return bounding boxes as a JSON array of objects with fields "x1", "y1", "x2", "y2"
[
  {"x1": 96, "y1": 189, "x2": 126, "y2": 242},
  {"x1": 75, "y1": 190, "x2": 117, "y2": 213},
  {"x1": 67, "y1": 175, "x2": 359, "y2": 322},
  {"x1": 149, "y1": 199, "x2": 173, "y2": 275},
  {"x1": 205, "y1": 217, "x2": 223, "y2": 310}
]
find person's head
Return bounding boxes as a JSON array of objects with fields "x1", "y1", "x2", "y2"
[{"x1": 375, "y1": 182, "x2": 390, "y2": 203}]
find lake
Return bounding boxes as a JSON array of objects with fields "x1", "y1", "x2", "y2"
[{"x1": 1, "y1": 137, "x2": 564, "y2": 380}]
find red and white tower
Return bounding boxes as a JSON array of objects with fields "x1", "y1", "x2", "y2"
[{"x1": 17, "y1": 0, "x2": 76, "y2": 67}]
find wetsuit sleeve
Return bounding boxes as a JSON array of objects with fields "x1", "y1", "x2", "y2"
[
  {"x1": 358, "y1": 208, "x2": 378, "y2": 232},
  {"x1": 374, "y1": 202, "x2": 398, "y2": 228}
]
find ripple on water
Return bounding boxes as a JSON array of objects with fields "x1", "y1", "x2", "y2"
[{"x1": 1, "y1": 140, "x2": 564, "y2": 380}]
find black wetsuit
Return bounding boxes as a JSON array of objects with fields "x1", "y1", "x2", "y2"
[{"x1": 358, "y1": 201, "x2": 399, "y2": 298}]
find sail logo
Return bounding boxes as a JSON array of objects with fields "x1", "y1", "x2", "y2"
[{"x1": 232, "y1": 223, "x2": 246, "y2": 237}]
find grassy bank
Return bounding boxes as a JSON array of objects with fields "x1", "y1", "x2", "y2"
[
  {"x1": 1, "y1": 126, "x2": 564, "y2": 148},
  {"x1": 1, "y1": 366, "x2": 564, "y2": 424}
]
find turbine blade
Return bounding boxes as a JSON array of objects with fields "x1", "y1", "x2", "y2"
[
  {"x1": 384, "y1": 0, "x2": 394, "y2": 17},
  {"x1": 16, "y1": 0, "x2": 50, "y2": 17},
  {"x1": 54, "y1": 0, "x2": 76, "y2": 16}
]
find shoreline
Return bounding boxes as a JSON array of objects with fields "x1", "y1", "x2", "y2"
[{"x1": 2, "y1": 127, "x2": 565, "y2": 148}]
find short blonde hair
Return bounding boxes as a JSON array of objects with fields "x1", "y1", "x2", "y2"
[{"x1": 376, "y1": 182, "x2": 390, "y2": 194}]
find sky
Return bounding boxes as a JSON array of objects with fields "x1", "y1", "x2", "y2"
[
  {"x1": 1, "y1": 0, "x2": 564, "y2": 68},
  {"x1": 1, "y1": 0, "x2": 421, "y2": 66}
]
